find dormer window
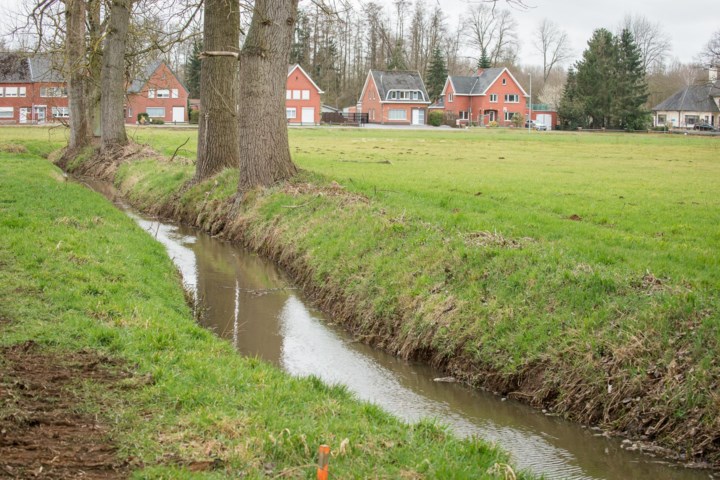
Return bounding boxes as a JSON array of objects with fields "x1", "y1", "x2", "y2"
[{"x1": 387, "y1": 90, "x2": 424, "y2": 101}]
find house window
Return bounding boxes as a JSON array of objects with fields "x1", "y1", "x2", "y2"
[
  {"x1": 302, "y1": 90, "x2": 310, "y2": 100},
  {"x1": 0, "y1": 88, "x2": 4, "y2": 97},
  {"x1": 388, "y1": 109, "x2": 407, "y2": 121},
  {"x1": 292, "y1": 90, "x2": 301, "y2": 100},
  {"x1": 157, "y1": 89, "x2": 170, "y2": 98},
  {"x1": 148, "y1": 89, "x2": 155, "y2": 99},
  {"x1": 171, "y1": 89, "x2": 179, "y2": 98},
  {"x1": 502, "y1": 78, "x2": 507, "y2": 85},
  {"x1": 52, "y1": 107, "x2": 70, "y2": 118},
  {"x1": 504, "y1": 111, "x2": 516, "y2": 121},
  {"x1": 5, "y1": 87, "x2": 18, "y2": 97},
  {"x1": 488, "y1": 111, "x2": 496, "y2": 122},
  {"x1": 0, "y1": 107, "x2": 13, "y2": 118},
  {"x1": 146, "y1": 107, "x2": 165, "y2": 118},
  {"x1": 657, "y1": 114, "x2": 666, "y2": 125},
  {"x1": 19, "y1": 87, "x2": 26, "y2": 97},
  {"x1": 448, "y1": 93, "x2": 454, "y2": 103},
  {"x1": 39, "y1": 87, "x2": 66, "y2": 97},
  {"x1": 504, "y1": 94, "x2": 519, "y2": 103},
  {"x1": 459, "y1": 111, "x2": 469, "y2": 120},
  {"x1": 286, "y1": 90, "x2": 291, "y2": 100},
  {"x1": 490, "y1": 94, "x2": 498, "y2": 103},
  {"x1": 286, "y1": 108, "x2": 297, "y2": 119},
  {"x1": 684, "y1": 115, "x2": 698, "y2": 125}
]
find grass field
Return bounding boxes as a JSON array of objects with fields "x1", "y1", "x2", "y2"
[
  {"x1": 3, "y1": 125, "x2": 720, "y2": 463},
  {"x1": 0, "y1": 132, "x2": 527, "y2": 478}
]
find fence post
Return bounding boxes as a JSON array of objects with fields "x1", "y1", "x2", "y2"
[{"x1": 317, "y1": 444, "x2": 330, "y2": 480}]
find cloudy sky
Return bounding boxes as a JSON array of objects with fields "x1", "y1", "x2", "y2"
[{"x1": 377, "y1": 0, "x2": 717, "y2": 66}]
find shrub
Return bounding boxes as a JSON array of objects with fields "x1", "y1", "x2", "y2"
[
  {"x1": 511, "y1": 112, "x2": 523, "y2": 128},
  {"x1": 137, "y1": 112, "x2": 150, "y2": 125},
  {"x1": 428, "y1": 110, "x2": 443, "y2": 127},
  {"x1": 189, "y1": 109, "x2": 200, "y2": 124},
  {"x1": 487, "y1": 121, "x2": 499, "y2": 128},
  {"x1": 149, "y1": 118, "x2": 165, "y2": 125}
]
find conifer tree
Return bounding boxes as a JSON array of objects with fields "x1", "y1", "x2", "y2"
[
  {"x1": 614, "y1": 29, "x2": 649, "y2": 130},
  {"x1": 477, "y1": 47, "x2": 492, "y2": 69},
  {"x1": 558, "y1": 68, "x2": 586, "y2": 129},
  {"x1": 426, "y1": 46, "x2": 448, "y2": 102},
  {"x1": 185, "y1": 40, "x2": 202, "y2": 99},
  {"x1": 575, "y1": 28, "x2": 617, "y2": 128}
]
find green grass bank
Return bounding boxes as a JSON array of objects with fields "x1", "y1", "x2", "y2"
[
  {"x1": 0, "y1": 135, "x2": 529, "y2": 478},
  {"x1": 5, "y1": 125, "x2": 720, "y2": 466}
]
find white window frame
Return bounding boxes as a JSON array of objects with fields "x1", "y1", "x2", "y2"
[
  {"x1": 128, "y1": 107, "x2": 133, "y2": 118},
  {"x1": 19, "y1": 87, "x2": 26, "y2": 97},
  {"x1": 292, "y1": 90, "x2": 301, "y2": 100},
  {"x1": 502, "y1": 78, "x2": 507, "y2": 85},
  {"x1": 286, "y1": 90, "x2": 291, "y2": 100},
  {"x1": 388, "y1": 109, "x2": 407, "y2": 121},
  {"x1": 489, "y1": 94, "x2": 498, "y2": 103},
  {"x1": 301, "y1": 90, "x2": 310, "y2": 100},
  {"x1": 171, "y1": 89, "x2": 179, "y2": 98},
  {"x1": 504, "y1": 94, "x2": 519, "y2": 103},
  {"x1": 504, "y1": 111, "x2": 515, "y2": 121},
  {"x1": 5, "y1": 87, "x2": 18, "y2": 97},
  {"x1": 148, "y1": 89, "x2": 155, "y2": 99},
  {"x1": 0, "y1": 107, "x2": 13, "y2": 118},
  {"x1": 157, "y1": 89, "x2": 170, "y2": 98},
  {"x1": 459, "y1": 111, "x2": 469, "y2": 120},
  {"x1": 286, "y1": 107, "x2": 297, "y2": 119},
  {"x1": 146, "y1": 107, "x2": 165, "y2": 118},
  {"x1": 52, "y1": 107, "x2": 70, "y2": 118},
  {"x1": 448, "y1": 93, "x2": 453, "y2": 103},
  {"x1": 0, "y1": 88, "x2": 4, "y2": 97}
]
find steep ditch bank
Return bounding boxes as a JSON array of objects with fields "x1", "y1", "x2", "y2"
[{"x1": 58, "y1": 145, "x2": 720, "y2": 471}]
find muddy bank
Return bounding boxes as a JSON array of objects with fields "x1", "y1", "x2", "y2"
[
  {"x1": 0, "y1": 341, "x2": 131, "y2": 479},
  {"x1": 60, "y1": 147, "x2": 720, "y2": 470}
]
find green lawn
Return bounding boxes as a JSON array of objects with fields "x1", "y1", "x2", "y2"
[
  {"x1": 0, "y1": 131, "x2": 528, "y2": 478},
  {"x1": 3, "y1": 125, "x2": 720, "y2": 463}
]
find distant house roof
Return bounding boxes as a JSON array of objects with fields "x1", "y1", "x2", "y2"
[
  {"x1": 0, "y1": 53, "x2": 63, "y2": 83},
  {"x1": 369, "y1": 70, "x2": 430, "y2": 102},
  {"x1": 288, "y1": 64, "x2": 324, "y2": 93},
  {"x1": 653, "y1": 82, "x2": 720, "y2": 113},
  {"x1": 429, "y1": 96, "x2": 445, "y2": 109},
  {"x1": 128, "y1": 59, "x2": 188, "y2": 95},
  {"x1": 448, "y1": 67, "x2": 525, "y2": 96}
]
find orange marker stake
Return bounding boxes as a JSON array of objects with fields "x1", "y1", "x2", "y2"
[{"x1": 317, "y1": 444, "x2": 330, "y2": 480}]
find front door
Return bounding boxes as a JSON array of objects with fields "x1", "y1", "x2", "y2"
[
  {"x1": 301, "y1": 107, "x2": 315, "y2": 124},
  {"x1": 34, "y1": 106, "x2": 46, "y2": 124},
  {"x1": 172, "y1": 106, "x2": 185, "y2": 123},
  {"x1": 19, "y1": 108, "x2": 28, "y2": 124},
  {"x1": 411, "y1": 108, "x2": 425, "y2": 125}
]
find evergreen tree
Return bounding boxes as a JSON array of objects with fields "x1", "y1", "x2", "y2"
[
  {"x1": 477, "y1": 47, "x2": 491, "y2": 69},
  {"x1": 386, "y1": 39, "x2": 408, "y2": 70},
  {"x1": 614, "y1": 29, "x2": 650, "y2": 130},
  {"x1": 558, "y1": 68, "x2": 586, "y2": 129},
  {"x1": 185, "y1": 40, "x2": 202, "y2": 99},
  {"x1": 426, "y1": 46, "x2": 448, "y2": 102},
  {"x1": 575, "y1": 28, "x2": 617, "y2": 128}
]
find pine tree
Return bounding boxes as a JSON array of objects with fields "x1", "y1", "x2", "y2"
[
  {"x1": 386, "y1": 39, "x2": 407, "y2": 70},
  {"x1": 558, "y1": 68, "x2": 586, "y2": 129},
  {"x1": 426, "y1": 46, "x2": 448, "y2": 102},
  {"x1": 185, "y1": 40, "x2": 202, "y2": 99},
  {"x1": 614, "y1": 29, "x2": 649, "y2": 130},
  {"x1": 477, "y1": 47, "x2": 491, "y2": 69},
  {"x1": 575, "y1": 28, "x2": 617, "y2": 128}
]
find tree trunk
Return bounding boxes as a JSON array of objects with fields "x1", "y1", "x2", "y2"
[
  {"x1": 100, "y1": 0, "x2": 132, "y2": 152},
  {"x1": 237, "y1": 0, "x2": 298, "y2": 192},
  {"x1": 195, "y1": 0, "x2": 241, "y2": 180},
  {"x1": 87, "y1": 0, "x2": 102, "y2": 137},
  {"x1": 65, "y1": 0, "x2": 90, "y2": 150}
]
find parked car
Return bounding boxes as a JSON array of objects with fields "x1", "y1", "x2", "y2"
[
  {"x1": 524, "y1": 120, "x2": 535, "y2": 128},
  {"x1": 693, "y1": 122, "x2": 715, "y2": 131},
  {"x1": 534, "y1": 122, "x2": 548, "y2": 131}
]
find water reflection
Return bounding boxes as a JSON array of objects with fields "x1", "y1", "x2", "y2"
[{"x1": 82, "y1": 178, "x2": 714, "y2": 480}]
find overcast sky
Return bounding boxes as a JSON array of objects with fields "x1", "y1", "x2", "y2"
[
  {"x1": 2, "y1": 0, "x2": 716, "y2": 67},
  {"x1": 386, "y1": 0, "x2": 718, "y2": 66}
]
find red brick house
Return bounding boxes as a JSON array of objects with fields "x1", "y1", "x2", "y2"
[
  {"x1": 436, "y1": 67, "x2": 529, "y2": 126},
  {"x1": 358, "y1": 70, "x2": 431, "y2": 125},
  {"x1": 285, "y1": 64, "x2": 323, "y2": 125},
  {"x1": 126, "y1": 60, "x2": 189, "y2": 124},
  {"x1": 0, "y1": 53, "x2": 69, "y2": 124}
]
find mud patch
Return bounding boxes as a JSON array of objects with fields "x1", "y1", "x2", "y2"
[
  {"x1": 0, "y1": 341, "x2": 131, "y2": 479},
  {"x1": 568, "y1": 214, "x2": 583, "y2": 221}
]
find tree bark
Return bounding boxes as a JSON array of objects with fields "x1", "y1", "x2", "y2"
[
  {"x1": 237, "y1": 0, "x2": 298, "y2": 192},
  {"x1": 87, "y1": 0, "x2": 102, "y2": 137},
  {"x1": 101, "y1": 0, "x2": 132, "y2": 152},
  {"x1": 65, "y1": 0, "x2": 91, "y2": 150},
  {"x1": 195, "y1": 0, "x2": 241, "y2": 181}
]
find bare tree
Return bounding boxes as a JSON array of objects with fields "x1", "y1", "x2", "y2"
[
  {"x1": 195, "y1": 0, "x2": 241, "y2": 181},
  {"x1": 621, "y1": 14, "x2": 671, "y2": 74},
  {"x1": 535, "y1": 18, "x2": 571, "y2": 82},
  {"x1": 100, "y1": 0, "x2": 133, "y2": 152},
  {"x1": 64, "y1": 0, "x2": 90, "y2": 150},
  {"x1": 237, "y1": 0, "x2": 299, "y2": 192},
  {"x1": 700, "y1": 29, "x2": 720, "y2": 68},
  {"x1": 465, "y1": 4, "x2": 518, "y2": 67}
]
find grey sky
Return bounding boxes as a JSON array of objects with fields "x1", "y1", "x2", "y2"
[{"x1": 384, "y1": 0, "x2": 718, "y2": 66}]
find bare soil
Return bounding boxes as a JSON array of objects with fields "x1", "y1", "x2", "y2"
[{"x1": 0, "y1": 341, "x2": 131, "y2": 479}]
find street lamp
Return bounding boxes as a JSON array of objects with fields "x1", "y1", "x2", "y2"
[{"x1": 528, "y1": 72, "x2": 532, "y2": 133}]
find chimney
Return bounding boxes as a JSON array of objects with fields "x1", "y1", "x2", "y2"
[{"x1": 710, "y1": 67, "x2": 718, "y2": 83}]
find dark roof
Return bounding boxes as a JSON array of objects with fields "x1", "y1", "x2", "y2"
[
  {"x1": 0, "y1": 53, "x2": 63, "y2": 83},
  {"x1": 449, "y1": 67, "x2": 505, "y2": 95},
  {"x1": 128, "y1": 59, "x2": 164, "y2": 93},
  {"x1": 370, "y1": 70, "x2": 429, "y2": 102},
  {"x1": 429, "y1": 96, "x2": 445, "y2": 109},
  {"x1": 653, "y1": 82, "x2": 720, "y2": 113}
]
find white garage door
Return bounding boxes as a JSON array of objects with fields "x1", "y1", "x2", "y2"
[
  {"x1": 172, "y1": 107, "x2": 185, "y2": 123},
  {"x1": 302, "y1": 107, "x2": 315, "y2": 124},
  {"x1": 536, "y1": 113, "x2": 552, "y2": 130}
]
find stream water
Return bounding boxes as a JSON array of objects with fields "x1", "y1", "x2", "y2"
[{"x1": 84, "y1": 178, "x2": 714, "y2": 480}]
